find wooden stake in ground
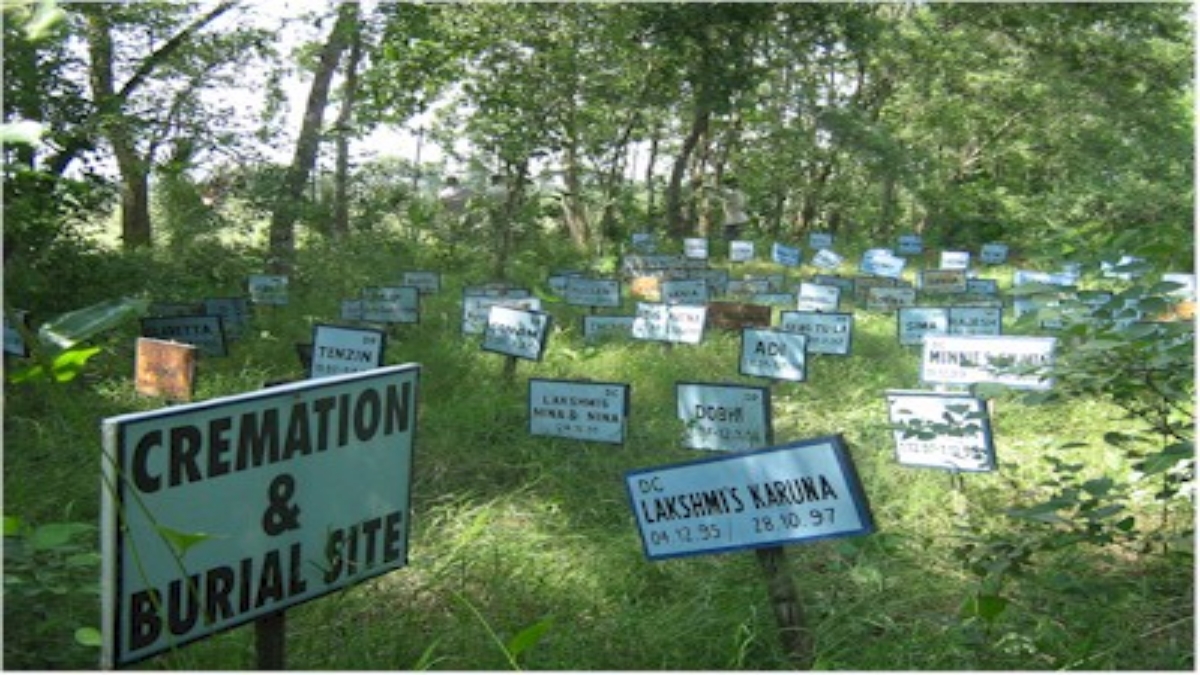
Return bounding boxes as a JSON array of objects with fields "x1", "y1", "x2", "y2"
[
  {"x1": 255, "y1": 610, "x2": 286, "y2": 670},
  {"x1": 755, "y1": 546, "x2": 814, "y2": 669}
]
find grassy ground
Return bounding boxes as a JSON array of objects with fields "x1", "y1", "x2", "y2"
[{"x1": 3, "y1": 226, "x2": 1193, "y2": 670}]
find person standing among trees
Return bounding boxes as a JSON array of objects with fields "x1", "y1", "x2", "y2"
[
  {"x1": 437, "y1": 175, "x2": 473, "y2": 255},
  {"x1": 719, "y1": 176, "x2": 751, "y2": 241}
]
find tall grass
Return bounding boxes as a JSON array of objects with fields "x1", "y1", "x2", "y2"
[{"x1": 3, "y1": 227, "x2": 1192, "y2": 670}]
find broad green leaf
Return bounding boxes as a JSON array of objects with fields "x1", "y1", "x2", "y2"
[
  {"x1": 156, "y1": 525, "x2": 215, "y2": 557},
  {"x1": 74, "y1": 626, "x2": 102, "y2": 647},
  {"x1": 31, "y1": 522, "x2": 94, "y2": 551},
  {"x1": 959, "y1": 593, "x2": 1008, "y2": 623},
  {"x1": 38, "y1": 296, "x2": 150, "y2": 351},
  {"x1": 3, "y1": 515, "x2": 23, "y2": 536},
  {"x1": 507, "y1": 615, "x2": 554, "y2": 659}
]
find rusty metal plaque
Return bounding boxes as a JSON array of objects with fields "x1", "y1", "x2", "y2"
[{"x1": 134, "y1": 338, "x2": 197, "y2": 402}]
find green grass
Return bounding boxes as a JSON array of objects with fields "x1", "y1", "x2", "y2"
[{"x1": 3, "y1": 227, "x2": 1193, "y2": 670}]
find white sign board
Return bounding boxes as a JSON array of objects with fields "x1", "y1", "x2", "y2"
[
  {"x1": 811, "y1": 249, "x2": 844, "y2": 271},
  {"x1": 528, "y1": 379, "x2": 630, "y2": 444},
  {"x1": 632, "y1": 302, "x2": 707, "y2": 345},
  {"x1": 739, "y1": 328, "x2": 807, "y2": 382},
  {"x1": 897, "y1": 307, "x2": 949, "y2": 347},
  {"x1": 940, "y1": 251, "x2": 971, "y2": 271},
  {"x1": 796, "y1": 282, "x2": 840, "y2": 313},
  {"x1": 101, "y1": 364, "x2": 419, "y2": 667},
  {"x1": 676, "y1": 382, "x2": 771, "y2": 452},
  {"x1": 461, "y1": 294, "x2": 541, "y2": 335},
  {"x1": 860, "y1": 249, "x2": 906, "y2": 278},
  {"x1": 3, "y1": 310, "x2": 28, "y2": 357},
  {"x1": 948, "y1": 306, "x2": 1003, "y2": 337},
  {"x1": 624, "y1": 435, "x2": 875, "y2": 561},
  {"x1": 310, "y1": 324, "x2": 386, "y2": 379},
  {"x1": 684, "y1": 237, "x2": 709, "y2": 260},
  {"x1": 481, "y1": 305, "x2": 552, "y2": 361},
  {"x1": 886, "y1": 390, "x2": 996, "y2": 472},
  {"x1": 729, "y1": 240, "x2": 755, "y2": 262},
  {"x1": 921, "y1": 335, "x2": 1056, "y2": 390},
  {"x1": 778, "y1": 311, "x2": 854, "y2": 356}
]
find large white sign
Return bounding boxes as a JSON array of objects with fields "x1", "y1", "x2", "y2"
[
  {"x1": 921, "y1": 335, "x2": 1056, "y2": 390},
  {"x1": 528, "y1": 379, "x2": 630, "y2": 444},
  {"x1": 624, "y1": 435, "x2": 875, "y2": 561},
  {"x1": 101, "y1": 365, "x2": 420, "y2": 667},
  {"x1": 886, "y1": 390, "x2": 996, "y2": 472},
  {"x1": 676, "y1": 382, "x2": 771, "y2": 452}
]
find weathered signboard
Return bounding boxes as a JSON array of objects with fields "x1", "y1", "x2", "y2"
[
  {"x1": 309, "y1": 324, "x2": 386, "y2": 379},
  {"x1": 896, "y1": 234, "x2": 923, "y2": 256},
  {"x1": 482, "y1": 305, "x2": 553, "y2": 361},
  {"x1": 4, "y1": 310, "x2": 30, "y2": 358},
  {"x1": 676, "y1": 382, "x2": 771, "y2": 452},
  {"x1": 140, "y1": 316, "x2": 227, "y2": 357},
  {"x1": 660, "y1": 278, "x2": 709, "y2": 305},
  {"x1": 919, "y1": 269, "x2": 968, "y2": 295},
  {"x1": 248, "y1": 274, "x2": 289, "y2": 306},
  {"x1": 134, "y1": 338, "x2": 197, "y2": 402},
  {"x1": 684, "y1": 237, "x2": 709, "y2": 260},
  {"x1": 582, "y1": 315, "x2": 636, "y2": 342},
  {"x1": 886, "y1": 390, "x2": 996, "y2": 472},
  {"x1": 706, "y1": 301, "x2": 772, "y2": 332},
  {"x1": 808, "y1": 232, "x2": 834, "y2": 251},
  {"x1": 921, "y1": 334, "x2": 1056, "y2": 390},
  {"x1": 979, "y1": 243, "x2": 1009, "y2": 265},
  {"x1": 402, "y1": 271, "x2": 442, "y2": 295},
  {"x1": 565, "y1": 277, "x2": 622, "y2": 308},
  {"x1": 739, "y1": 328, "x2": 807, "y2": 382},
  {"x1": 624, "y1": 435, "x2": 874, "y2": 561},
  {"x1": 203, "y1": 298, "x2": 250, "y2": 339},
  {"x1": 362, "y1": 286, "x2": 420, "y2": 324},
  {"x1": 101, "y1": 364, "x2": 420, "y2": 668},
  {"x1": 528, "y1": 379, "x2": 630, "y2": 444},
  {"x1": 948, "y1": 306, "x2": 1003, "y2": 337},
  {"x1": 866, "y1": 286, "x2": 916, "y2": 312},
  {"x1": 778, "y1": 311, "x2": 854, "y2": 356}
]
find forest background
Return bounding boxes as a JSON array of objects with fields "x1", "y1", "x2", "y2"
[{"x1": 2, "y1": 0, "x2": 1195, "y2": 670}]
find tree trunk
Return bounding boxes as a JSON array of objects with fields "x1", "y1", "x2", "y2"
[
  {"x1": 332, "y1": 11, "x2": 363, "y2": 240},
  {"x1": 561, "y1": 143, "x2": 590, "y2": 250},
  {"x1": 268, "y1": 2, "x2": 358, "y2": 273},
  {"x1": 666, "y1": 104, "x2": 710, "y2": 238}
]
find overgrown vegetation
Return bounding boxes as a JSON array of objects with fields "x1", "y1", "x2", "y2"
[{"x1": 3, "y1": 209, "x2": 1192, "y2": 668}]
